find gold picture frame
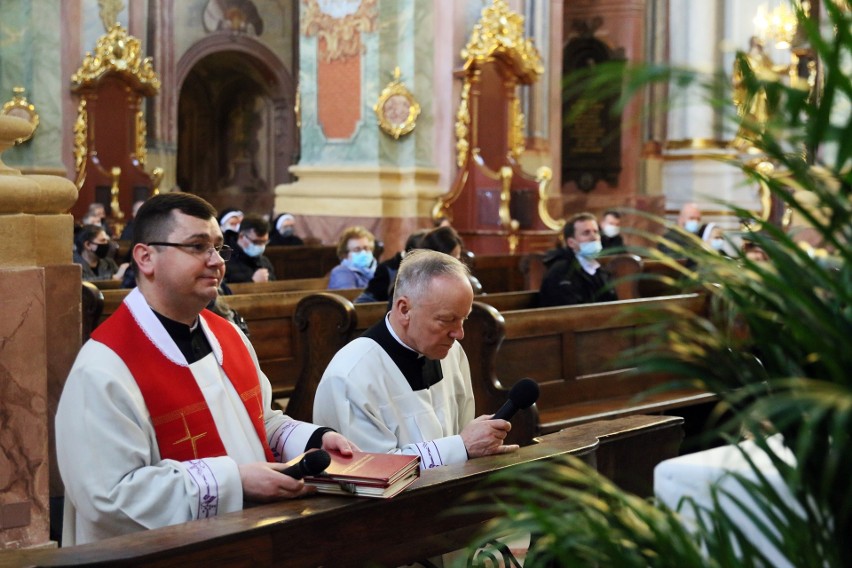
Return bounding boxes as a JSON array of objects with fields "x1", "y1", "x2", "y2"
[
  {"x1": 374, "y1": 67, "x2": 420, "y2": 139},
  {"x1": 2, "y1": 87, "x2": 40, "y2": 143}
]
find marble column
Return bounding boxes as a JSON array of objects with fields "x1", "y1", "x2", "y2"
[
  {"x1": 0, "y1": 115, "x2": 79, "y2": 549},
  {"x1": 662, "y1": 0, "x2": 762, "y2": 228}
]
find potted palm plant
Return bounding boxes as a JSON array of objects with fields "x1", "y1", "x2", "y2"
[{"x1": 459, "y1": 3, "x2": 851, "y2": 567}]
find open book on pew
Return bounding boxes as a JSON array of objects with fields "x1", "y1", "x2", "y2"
[{"x1": 286, "y1": 450, "x2": 420, "y2": 499}]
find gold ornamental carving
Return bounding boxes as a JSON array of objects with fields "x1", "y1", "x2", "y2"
[
  {"x1": 71, "y1": 23, "x2": 160, "y2": 95},
  {"x1": 1, "y1": 87, "x2": 40, "y2": 143},
  {"x1": 374, "y1": 67, "x2": 420, "y2": 139},
  {"x1": 301, "y1": 0, "x2": 378, "y2": 62},
  {"x1": 509, "y1": 97, "x2": 526, "y2": 159},
  {"x1": 135, "y1": 110, "x2": 147, "y2": 165},
  {"x1": 460, "y1": 0, "x2": 544, "y2": 83},
  {"x1": 73, "y1": 100, "x2": 88, "y2": 190},
  {"x1": 454, "y1": 81, "x2": 471, "y2": 168}
]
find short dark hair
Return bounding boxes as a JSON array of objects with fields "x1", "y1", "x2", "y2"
[
  {"x1": 74, "y1": 224, "x2": 106, "y2": 253},
  {"x1": 562, "y1": 212, "x2": 597, "y2": 240},
  {"x1": 602, "y1": 210, "x2": 621, "y2": 220},
  {"x1": 133, "y1": 193, "x2": 218, "y2": 246},
  {"x1": 419, "y1": 226, "x2": 463, "y2": 256},
  {"x1": 239, "y1": 215, "x2": 270, "y2": 237}
]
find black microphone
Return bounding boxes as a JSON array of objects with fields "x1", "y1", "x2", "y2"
[
  {"x1": 280, "y1": 450, "x2": 331, "y2": 480},
  {"x1": 492, "y1": 378, "x2": 539, "y2": 421}
]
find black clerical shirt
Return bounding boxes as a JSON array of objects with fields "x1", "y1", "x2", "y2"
[{"x1": 362, "y1": 317, "x2": 444, "y2": 391}]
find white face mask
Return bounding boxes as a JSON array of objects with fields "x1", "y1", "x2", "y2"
[
  {"x1": 601, "y1": 223, "x2": 620, "y2": 238},
  {"x1": 684, "y1": 220, "x2": 700, "y2": 234},
  {"x1": 577, "y1": 240, "x2": 603, "y2": 258},
  {"x1": 710, "y1": 238, "x2": 725, "y2": 251}
]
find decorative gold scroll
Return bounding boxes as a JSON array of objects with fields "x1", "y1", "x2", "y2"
[
  {"x1": 135, "y1": 109, "x2": 147, "y2": 165},
  {"x1": 454, "y1": 81, "x2": 471, "y2": 168},
  {"x1": 301, "y1": 0, "x2": 378, "y2": 62},
  {"x1": 73, "y1": 100, "x2": 88, "y2": 190},
  {"x1": 460, "y1": 0, "x2": 544, "y2": 83},
  {"x1": 71, "y1": 23, "x2": 160, "y2": 94}
]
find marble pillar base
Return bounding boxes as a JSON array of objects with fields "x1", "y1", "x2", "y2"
[
  {"x1": 276, "y1": 165, "x2": 443, "y2": 252},
  {"x1": 0, "y1": 268, "x2": 50, "y2": 549}
]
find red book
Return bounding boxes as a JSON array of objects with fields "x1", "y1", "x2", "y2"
[{"x1": 285, "y1": 450, "x2": 420, "y2": 499}]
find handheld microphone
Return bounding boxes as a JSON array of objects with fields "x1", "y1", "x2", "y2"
[
  {"x1": 280, "y1": 450, "x2": 331, "y2": 480},
  {"x1": 492, "y1": 378, "x2": 539, "y2": 421}
]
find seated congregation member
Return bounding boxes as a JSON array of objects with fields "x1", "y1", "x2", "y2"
[
  {"x1": 412, "y1": 225, "x2": 483, "y2": 295},
  {"x1": 73, "y1": 224, "x2": 129, "y2": 282},
  {"x1": 314, "y1": 250, "x2": 517, "y2": 469},
  {"x1": 355, "y1": 228, "x2": 427, "y2": 304},
  {"x1": 269, "y1": 212, "x2": 305, "y2": 246},
  {"x1": 224, "y1": 215, "x2": 276, "y2": 284},
  {"x1": 218, "y1": 207, "x2": 243, "y2": 248},
  {"x1": 328, "y1": 225, "x2": 377, "y2": 290},
  {"x1": 600, "y1": 209, "x2": 625, "y2": 251},
  {"x1": 56, "y1": 193, "x2": 356, "y2": 545},
  {"x1": 700, "y1": 222, "x2": 731, "y2": 256},
  {"x1": 538, "y1": 212, "x2": 618, "y2": 307},
  {"x1": 659, "y1": 202, "x2": 703, "y2": 261}
]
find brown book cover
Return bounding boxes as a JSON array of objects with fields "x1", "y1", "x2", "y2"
[{"x1": 285, "y1": 451, "x2": 420, "y2": 499}]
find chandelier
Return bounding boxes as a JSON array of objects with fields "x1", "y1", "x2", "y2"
[{"x1": 753, "y1": 2, "x2": 807, "y2": 49}]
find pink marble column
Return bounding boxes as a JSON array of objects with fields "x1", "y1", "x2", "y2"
[{"x1": 0, "y1": 115, "x2": 79, "y2": 549}]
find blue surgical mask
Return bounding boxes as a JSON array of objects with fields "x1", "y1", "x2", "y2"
[
  {"x1": 684, "y1": 220, "x2": 700, "y2": 234},
  {"x1": 243, "y1": 242, "x2": 266, "y2": 258},
  {"x1": 578, "y1": 240, "x2": 602, "y2": 258},
  {"x1": 349, "y1": 250, "x2": 374, "y2": 270},
  {"x1": 710, "y1": 238, "x2": 725, "y2": 251}
]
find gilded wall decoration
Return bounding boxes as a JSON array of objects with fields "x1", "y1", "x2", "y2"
[
  {"x1": 301, "y1": 0, "x2": 378, "y2": 62},
  {"x1": 71, "y1": 23, "x2": 160, "y2": 94},
  {"x1": 460, "y1": 0, "x2": 543, "y2": 82},
  {"x1": 373, "y1": 67, "x2": 420, "y2": 139},
  {"x1": 73, "y1": 100, "x2": 88, "y2": 189},
  {"x1": 1, "y1": 87, "x2": 39, "y2": 143}
]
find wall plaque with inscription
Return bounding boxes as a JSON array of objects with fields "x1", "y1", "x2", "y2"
[{"x1": 561, "y1": 29, "x2": 624, "y2": 192}]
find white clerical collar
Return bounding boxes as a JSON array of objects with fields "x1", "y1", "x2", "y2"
[
  {"x1": 384, "y1": 314, "x2": 421, "y2": 356},
  {"x1": 576, "y1": 252, "x2": 600, "y2": 275}
]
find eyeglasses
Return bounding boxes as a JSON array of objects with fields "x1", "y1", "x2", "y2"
[
  {"x1": 147, "y1": 242, "x2": 233, "y2": 261},
  {"x1": 348, "y1": 245, "x2": 374, "y2": 253}
]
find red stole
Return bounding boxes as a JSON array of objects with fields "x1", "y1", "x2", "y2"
[{"x1": 91, "y1": 303, "x2": 275, "y2": 462}]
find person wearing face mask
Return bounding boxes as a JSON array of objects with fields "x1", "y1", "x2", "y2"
[
  {"x1": 269, "y1": 212, "x2": 305, "y2": 246},
  {"x1": 658, "y1": 203, "x2": 704, "y2": 264},
  {"x1": 600, "y1": 210, "x2": 625, "y2": 252},
  {"x1": 223, "y1": 215, "x2": 277, "y2": 284},
  {"x1": 700, "y1": 222, "x2": 731, "y2": 257},
  {"x1": 538, "y1": 212, "x2": 618, "y2": 307},
  {"x1": 73, "y1": 224, "x2": 129, "y2": 282},
  {"x1": 328, "y1": 226, "x2": 378, "y2": 290}
]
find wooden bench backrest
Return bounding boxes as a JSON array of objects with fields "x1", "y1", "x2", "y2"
[
  {"x1": 460, "y1": 293, "x2": 708, "y2": 441},
  {"x1": 264, "y1": 245, "x2": 339, "y2": 280},
  {"x1": 226, "y1": 276, "x2": 330, "y2": 294},
  {"x1": 469, "y1": 254, "x2": 527, "y2": 293}
]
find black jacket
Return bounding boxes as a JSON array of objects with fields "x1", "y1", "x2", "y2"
[
  {"x1": 224, "y1": 246, "x2": 277, "y2": 284},
  {"x1": 538, "y1": 247, "x2": 618, "y2": 307}
]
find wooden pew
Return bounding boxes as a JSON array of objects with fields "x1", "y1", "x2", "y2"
[
  {"x1": 226, "y1": 276, "x2": 330, "y2": 294},
  {"x1": 286, "y1": 290, "x2": 542, "y2": 422},
  {"x1": 96, "y1": 287, "x2": 362, "y2": 399},
  {"x1": 469, "y1": 254, "x2": 527, "y2": 293},
  {"x1": 7, "y1": 415, "x2": 683, "y2": 566},
  {"x1": 263, "y1": 244, "x2": 339, "y2": 280},
  {"x1": 461, "y1": 294, "x2": 717, "y2": 445}
]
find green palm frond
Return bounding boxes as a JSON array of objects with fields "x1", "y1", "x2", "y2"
[{"x1": 463, "y1": 3, "x2": 852, "y2": 566}]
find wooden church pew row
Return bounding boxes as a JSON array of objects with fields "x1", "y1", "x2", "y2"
[
  {"x1": 460, "y1": 293, "x2": 717, "y2": 446},
  {"x1": 8, "y1": 414, "x2": 684, "y2": 567},
  {"x1": 263, "y1": 244, "x2": 340, "y2": 280}
]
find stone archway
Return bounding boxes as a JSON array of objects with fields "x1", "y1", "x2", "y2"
[{"x1": 175, "y1": 35, "x2": 296, "y2": 215}]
